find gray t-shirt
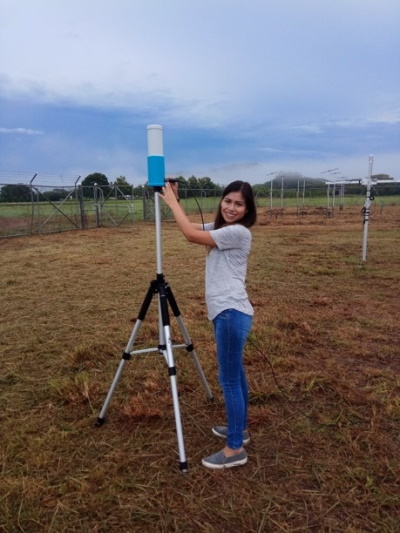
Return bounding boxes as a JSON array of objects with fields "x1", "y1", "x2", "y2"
[{"x1": 204, "y1": 222, "x2": 253, "y2": 321}]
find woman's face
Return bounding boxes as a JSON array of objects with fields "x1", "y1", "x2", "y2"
[{"x1": 220, "y1": 191, "x2": 247, "y2": 224}]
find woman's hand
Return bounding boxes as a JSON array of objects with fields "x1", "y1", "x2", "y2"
[
  {"x1": 160, "y1": 181, "x2": 179, "y2": 208},
  {"x1": 158, "y1": 180, "x2": 216, "y2": 246},
  {"x1": 166, "y1": 178, "x2": 179, "y2": 199}
]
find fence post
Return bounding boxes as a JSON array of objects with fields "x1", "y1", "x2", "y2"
[
  {"x1": 94, "y1": 183, "x2": 101, "y2": 227},
  {"x1": 77, "y1": 184, "x2": 87, "y2": 229},
  {"x1": 142, "y1": 187, "x2": 149, "y2": 221},
  {"x1": 29, "y1": 173, "x2": 38, "y2": 235}
]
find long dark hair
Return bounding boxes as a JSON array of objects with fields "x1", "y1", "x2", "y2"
[{"x1": 214, "y1": 180, "x2": 257, "y2": 230}]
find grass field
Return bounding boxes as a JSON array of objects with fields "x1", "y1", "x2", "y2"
[
  {"x1": 0, "y1": 207, "x2": 399, "y2": 532},
  {"x1": 1, "y1": 192, "x2": 399, "y2": 239},
  {"x1": 1, "y1": 193, "x2": 400, "y2": 217}
]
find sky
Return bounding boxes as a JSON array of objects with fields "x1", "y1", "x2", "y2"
[{"x1": 1, "y1": 0, "x2": 399, "y2": 187}]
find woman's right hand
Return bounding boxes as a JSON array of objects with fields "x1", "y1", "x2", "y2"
[
  {"x1": 159, "y1": 181, "x2": 179, "y2": 208},
  {"x1": 165, "y1": 178, "x2": 179, "y2": 199}
]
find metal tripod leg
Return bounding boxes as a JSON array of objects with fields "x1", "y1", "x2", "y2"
[
  {"x1": 96, "y1": 274, "x2": 213, "y2": 472},
  {"x1": 158, "y1": 281, "x2": 188, "y2": 471},
  {"x1": 96, "y1": 282, "x2": 155, "y2": 426},
  {"x1": 166, "y1": 284, "x2": 213, "y2": 401}
]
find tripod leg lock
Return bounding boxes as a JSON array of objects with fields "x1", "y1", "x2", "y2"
[
  {"x1": 168, "y1": 366, "x2": 177, "y2": 376},
  {"x1": 179, "y1": 461, "x2": 188, "y2": 472}
]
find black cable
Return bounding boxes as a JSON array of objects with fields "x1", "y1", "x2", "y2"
[
  {"x1": 167, "y1": 179, "x2": 206, "y2": 230},
  {"x1": 191, "y1": 194, "x2": 206, "y2": 231},
  {"x1": 168, "y1": 181, "x2": 348, "y2": 429},
  {"x1": 247, "y1": 337, "x2": 340, "y2": 429},
  {"x1": 167, "y1": 180, "x2": 363, "y2": 430}
]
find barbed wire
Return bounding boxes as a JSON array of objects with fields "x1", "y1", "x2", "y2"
[{"x1": 0, "y1": 171, "x2": 81, "y2": 187}]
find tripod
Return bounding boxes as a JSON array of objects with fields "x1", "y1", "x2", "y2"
[{"x1": 96, "y1": 189, "x2": 213, "y2": 472}]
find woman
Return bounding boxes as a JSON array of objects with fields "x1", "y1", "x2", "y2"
[{"x1": 159, "y1": 179, "x2": 257, "y2": 469}]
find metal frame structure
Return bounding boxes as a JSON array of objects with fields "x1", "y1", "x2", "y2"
[{"x1": 323, "y1": 155, "x2": 396, "y2": 263}]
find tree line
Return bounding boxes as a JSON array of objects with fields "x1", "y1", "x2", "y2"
[
  {"x1": 79, "y1": 173, "x2": 225, "y2": 198},
  {"x1": 1, "y1": 172, "x2": 398, "y2": 202}
]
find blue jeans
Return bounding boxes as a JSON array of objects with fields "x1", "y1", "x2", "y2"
[{"x1": 213, "y1": 309, "x2": 253, "y2": 449}]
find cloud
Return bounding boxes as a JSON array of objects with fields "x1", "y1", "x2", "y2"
[
  {"x1": 0, "y1": 127, "x2": 43, "y2": 135},
  {"x1": 0, "y1": 0, "x2": 399, "y2": 183}
]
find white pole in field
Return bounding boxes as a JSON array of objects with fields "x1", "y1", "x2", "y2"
[
  {"x1": 270, "y1": 179, "x2": 273, "y2": 212},
  {"x1": 326, "y1": 183, "x2": 330, "y2": 214},
  {"x1": 361, "y1": 155, "x2": 374, "y2": 263},
  {"x1": 269, "y1": 179, "x2": 274, "y2": 213},
  {"x1": 266, "y1": 172, "x2": 276, "y2": 214},
  {"x1": 339, "y1": 183, "x2": 345, "y2": 210}
]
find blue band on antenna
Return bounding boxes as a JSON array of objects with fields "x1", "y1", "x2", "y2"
[{"x1": 147, "y1": 155, "x2": 165, "y2": 187}]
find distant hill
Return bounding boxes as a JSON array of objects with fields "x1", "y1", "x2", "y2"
[{"x1": 262, "y1": 175, "x2": 326, "y2": 188}]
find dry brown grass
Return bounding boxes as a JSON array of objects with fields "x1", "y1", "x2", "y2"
[{"x1": 1, "y1": 206, "x2": 399, "y2": 532}]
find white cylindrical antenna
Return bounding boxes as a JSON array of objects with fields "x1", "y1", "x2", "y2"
[
  {"x1": 147, "y1": 124, "x2": 164, "y2": 156},
  {"x1": 147, "y1": 125, "x2": 165, "y2": 187}
]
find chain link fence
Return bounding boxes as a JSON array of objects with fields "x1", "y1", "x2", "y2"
[
  {"x1": 1, "y1": 176, "x2": 399, "y2": 238},
  {"x1": 0, "y1": 179, "x2": 138, "y2": 238}
]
